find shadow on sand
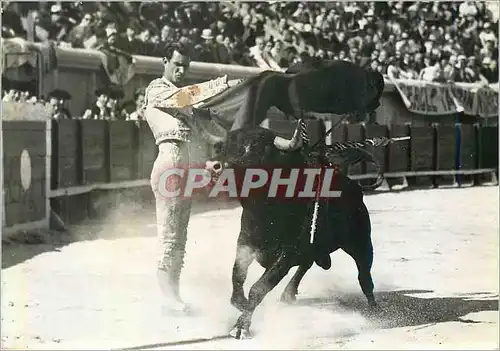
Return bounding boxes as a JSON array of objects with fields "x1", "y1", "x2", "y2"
[{"x1": 294, "y1": 289, "x2": 498, "y2": 329}]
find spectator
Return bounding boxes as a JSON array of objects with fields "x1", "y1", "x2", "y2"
[
  {"x1": 480, "y1": 57, "x2": 498, "y2": 83},
  {"x1": 40, "y1": 4, "x2": 72, "y2": 43},
  {"x1": 443, "y1": 55, "x2": 458, "y2": 81},
  {"x1": 126, "y1": 88, "x2": 146, "y2": 121},
  {"x1": 419, "y1": 58, "x2": 444, "y2": 82},
  {"x1": 106, "y1": 88, "x2": 125, "y2": 120},
  {"x1": 115, "y1": 23, "x2": 140, "y2": 54},
  {"x1": 249, "y1": 36, "x2": 269, "y2": 68},
  {"x1": 48, "y1": 89, "x2": 72, "y2": 120},
  {"x1": 82, "y1": 87, "x2": 110, "y2": 119},
  {"x1": 197, "y1": 29, "x2": 222, "y2": 63},
  {"x1": 66, "y1": 13, "x2": 93, "y2": 48},
  {"x1": 459, "y1": 1, "x2": 478, "y2": 18},
  {"x1": 237, "y1": 14, "x2": 258, "y2": 47},
  {"x1": 261, "y1": 39, "x2": 282, "y2": 70}
]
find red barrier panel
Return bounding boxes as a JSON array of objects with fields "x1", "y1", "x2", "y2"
[
  {"x1": 109, "y1": 121, "x2": 138, "y2": 182},
  {"x1": 435, "y1": 123, "x2": 457, "y2": 171},
  {"x1": 346, "y1": 124, "x2": 365, "y2": 175},
  {"x1": 458, "y1": 124, "x2": 478, "y2": 170},
  {"x1": 330, "y1": 122, "x2": 347, "y2": 144},
  {"x1": 478, "y1": 125, "x2": 499, "y2": 169},
  {"x1": 364, "y1": 124, "x2": 388, "y2": 173},
  {"x1": 80, "y1": 120, "x2": 109, "y2": 184},
  {"x1": 410, "y1": 125, "x2": 435, "y2": 172},
  {"x1": 388, "y1": 124, "x2": 410, "y2": 173},
  {"x1": 52, "y1": 119, "x2": 81, "y2": 189}
]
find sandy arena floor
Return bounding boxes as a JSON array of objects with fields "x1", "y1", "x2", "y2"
[{"x1": 1, "y1": 186, "x2": 498, "y2": 350}]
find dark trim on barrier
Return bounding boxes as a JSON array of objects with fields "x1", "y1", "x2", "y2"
[
  {"x1": 104, "y1": 121, "x2": 111, "y2": 183},
  {"x1": 76, "y1": 120, "x2": 83, "y2": 185},
  {"x1": 51, "y1": 120, "x2": 59, "y2": 190}
]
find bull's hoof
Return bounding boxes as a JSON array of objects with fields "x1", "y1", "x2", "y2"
[
  {"x1": 229, "y1": 326, "x2": 253, "y2": 340},
  {"x1": 280, "y1": 290, "x2": 297, "y2": 304},
  {"x1": 230, "y1": 294, "x2": 250, "y2": 312}
]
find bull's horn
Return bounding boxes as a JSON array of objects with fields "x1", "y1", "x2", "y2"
[{"x1": 273, "y1": 123, "x2": 302, "y2": 151}]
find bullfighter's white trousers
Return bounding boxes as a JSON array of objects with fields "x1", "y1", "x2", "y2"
[{"x1": 150, "y1": 141, "x2": 192, "y2": 279}]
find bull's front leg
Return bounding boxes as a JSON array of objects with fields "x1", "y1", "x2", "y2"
[
  {"x1": 230, "y1": 252, "x2": 293, "y2": 339},
  {"x1": 230, "y1": 242, "x2": 255, "y2": 312},
  {"x1": 280, "y1": 259, "x2": 313, "y2": 303}
]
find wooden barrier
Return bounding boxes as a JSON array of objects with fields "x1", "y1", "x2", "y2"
[
  {"x1": 388, "y1": 124, "x2": 410, "y2": 173},
  {"x1": 8, "y1": 118, "x2": 493, "y2": 231},
  {"x1": 478, "y1": 125, "x2": 499, "y2": 184},
  {"x1": 458, "y1": 124, "x2": 478, "y2": 171},
  {"x1": 109, "y1": 121, "x2": 137, "y2": 182},
  {"x1": 409, "y1": 125, "x2": 436, "y2": 187},
  {"x1": 435, "y1": 123, "x2": 457, "y2": 186},
  {"x1": 3, "y1": 121, "x2": 49, "y2": 234},
  {"x1": 479, "y1": 125, "x2": 499, "y2": 169},
  {"x1": 436, "y1": 124, "x2": 457, "y2": 171},
  {"x1": 51, "y1": 119, "x2": 80, "y2": 189}
]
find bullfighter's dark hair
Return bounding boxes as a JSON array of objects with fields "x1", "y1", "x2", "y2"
[{"x1": 163, "y1": 42, "x2": 192, "y2": 60}]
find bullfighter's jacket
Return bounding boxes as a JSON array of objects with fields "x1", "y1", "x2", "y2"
[{"x1": 143, "y1": 77, "x2": 191, "y2": 144}]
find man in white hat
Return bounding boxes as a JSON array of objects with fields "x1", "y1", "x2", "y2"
[{"x1": 198, "y1": 28, "x2": 221, "y2": 63}]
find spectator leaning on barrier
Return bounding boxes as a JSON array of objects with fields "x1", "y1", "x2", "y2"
[
  {"x1": 127, "y1": 87, "x2": 146, "y2": 121},
  {"x1": 82, "y1": 87, "x2": 111, "y2": 120},
  {"x1": 48, "y1": 89, "x2": 72, "y2": 120},
  {"x1": 105, "y1": 88, "x2": 125, "y2": 121},
  {"x1": 66, "y1": 12, "x2": 93, "y2": 48}
]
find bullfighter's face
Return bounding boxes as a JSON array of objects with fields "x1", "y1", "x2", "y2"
[{"x1": 164, "y1": 50, "x2": 191, "y2": 84}]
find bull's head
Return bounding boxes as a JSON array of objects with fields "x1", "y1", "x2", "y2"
[{"x1": 205, "y1": 119, "x2": 305, "y2": 179}]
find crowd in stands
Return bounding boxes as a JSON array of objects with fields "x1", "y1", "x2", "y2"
[
  {"x1": 2, "y1": 1, "x2": 499, "y2": 121},
  {"x1": 3, "y1": 1, "x2": 498, "y2": 85}
]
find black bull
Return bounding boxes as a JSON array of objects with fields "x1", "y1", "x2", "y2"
[
  {"x1": 166, "y1": 61, "x2": 385, "y2": 339},
  {"x1": 184, "y1": 59, "x2": 385, "y2": 141},
  {"x1": 205, "y1": 125, "x2": 379, "y2": 340}
]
